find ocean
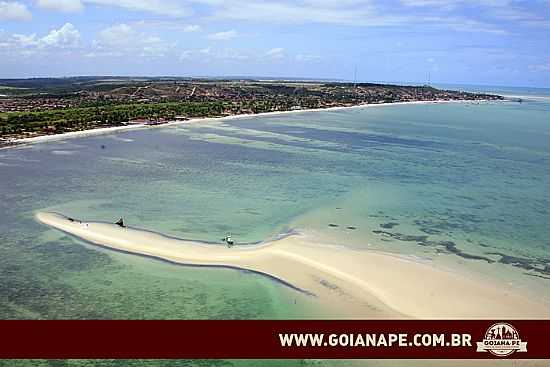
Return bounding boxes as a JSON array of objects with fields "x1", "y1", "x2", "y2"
[{"x1": 1, "y1": 86, "x2": 549, "y2": 365}]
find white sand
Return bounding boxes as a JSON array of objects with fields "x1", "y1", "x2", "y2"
[
  {"x1": 4, "y1": 99, "x2": 487, "y2": 149},
  {"x1": 36, "y1": 212, "x2": 550, "y2": 319},
  {"x1": 9, "y1": 124, "x2": 149, "y2": 146}
]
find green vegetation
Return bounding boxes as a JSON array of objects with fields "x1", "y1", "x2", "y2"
[
  {"x1": 0, "y1": 76, "x2": 503, "y2": 143},
  {"x1": 0, "y1": 85, "x2": 29, "y2": 90},
  {"x1": 0, "y1": 102, "x2": 226, "y2": 136},
  {"x1": 0, "y1": 99, "x2": 333, "y2": 138}
]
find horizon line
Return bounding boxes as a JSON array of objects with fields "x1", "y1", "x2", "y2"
[{"x1": 0, "y1": 74, "x2": 547, "y2": 90}]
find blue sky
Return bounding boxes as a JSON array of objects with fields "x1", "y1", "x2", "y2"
[{"x1": 1, "y1": 0, "x2": 549, "y2": 87}]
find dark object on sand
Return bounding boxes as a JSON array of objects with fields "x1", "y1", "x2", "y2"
[
  {"x1": 223, "y1": 235, "x2": 234, "y2": 247},
  {"x1": 347, "y1": 226, "x2": 357, "y2": 230},
  {"x1": 115, "y1": 217, "x2": 125, "y2": 228},
  {"x1": 328, "y1": 223, "x2": 339, "y2": 227},
  {"x1": 68, "y1": 217, "x2": 75, "y2": 222}
]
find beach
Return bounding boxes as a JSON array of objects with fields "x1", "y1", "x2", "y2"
[
  {"x1": 2, "y1": 99, "x2": 496, "y2": 150},
  {"x1": 3, "y1": 1, "x2": 550, "y2": 361},
  {"x1": 3, "y1": 94, "x2": 550, "y2": 326},
  {"x1": 35, "y1": 212, "x2": 550, "y2": 319}
]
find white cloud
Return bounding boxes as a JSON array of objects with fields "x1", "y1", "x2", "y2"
[
  {"x1": 179, "y1": 50, "x2": 193, "y2": 60},
  {"x1": 97, "y1": 23, "x2": 134, "y2": 47},
  {"x1": 178, "y1": 46, "x2": 326, "y2": 64},
  {"x1": 85, "y1": 0, "x2": 189, "y2": 17},
  {"x1": 207, "y1": 30, "x2": 237, "y2": 40},
  {"x1": 210, "y1": 1, "x2": 382, "y2": 26},
  {"x1": 0, "y1": 23, "x2": 81, "y2": 59},
  {"x1": 212, "y1": 48, "x2": 248, "y2": 60},
  {"x1": 528, "y1": 63, "x2": 550, "y2": 72},
  {"x1": 37, "y1": 0, "x2": 84, "y2": 12},
  {"x1": 178, "y1": 46, "x2": 323, "y2": 63},
  {"x1": 183, "y1": 24, "x2": 201, "y2": 32},
  {"x1": 208, "y1": 0, "x2": 513, "y2": 34},
  {"x1": 400, "y1": 0, "x2": 513, "y2": 8},
  {"x1": 428, "y1": 16, "x2": 507, "y2": 34},
  {"x1": 93, "y1": 23, "x2": 173, "y2": 57},
  {"x1": 41, "y1": 23, "x2": 80, "y2": 48},
  {"x1": 0, "y1": 1, "x2": 31, "y2": 21},
  {"x1": 399, "y1": 0, "x2": 550, "y2": 30},
  {"x1": 400, "y1": 0, "x2": 457, "y2": 7},
  {"x1": 12, "y1": 33, "x2": 39, "y2": 47},
  {"x1": 178, "y1": 47, "x2": 252, "y2": 61},
  {"x1": 34, "y1": 0, "x2": 190, "y2": 16},
  {"x1": 490, "y1": 6, "x2": 550, "y2": 28},
  {"x1": 302, "y1": 0, "x2": 370, "y2": 8},
  {"x1": 129, "y1": 20, "x2": 203, "y2": 33},
  {"x1": 265, "y1": 47, "x2": 284, "y2": 59},
  {"x1": 296, "y1": 54, "x2": 321, "y2": 62}
]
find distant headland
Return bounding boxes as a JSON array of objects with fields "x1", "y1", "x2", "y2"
[{"x1": 0, "y1": 76, "x2": 503, "y2": 147}]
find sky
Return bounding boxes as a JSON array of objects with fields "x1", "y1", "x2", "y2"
[{"x1": 0, "y1": 0, "x2": 549, "y2": 87}]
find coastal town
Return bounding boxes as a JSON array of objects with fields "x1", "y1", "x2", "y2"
[{"x1": 0, "y1": 77, "x2": 503, "y2": 146}]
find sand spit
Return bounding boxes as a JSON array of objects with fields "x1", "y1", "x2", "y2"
[{"x1": 36, "y1": 211, "x2": 550, "y2": 319}]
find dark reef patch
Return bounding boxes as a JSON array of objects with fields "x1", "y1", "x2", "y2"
[
  {"x1": 413, "y1": 213, "x2": 482, "y2": 234},
  {"x1": 418, "y1": 227, "x2": 443, "y2": 235},
  {"x1": 371, "y1": 226, "x2": 550, "y2": 278},
  {"x1": 486, "y1": 252, "x2": 550, "y2": 276},
  {"x1": 372, "y1": 230, "x2": 494, "y2": 263},
  {"x1": 372, "y1": 230, "x2": 429, "y2": 243},
  {"x1": 440, "y1": 241, "x2": 494, "y2": 263},
  {"x1": 380, "y1": 222, "x2": 399, "y2": 229},
  {"x1": 524, "y1": 273, "x2": 550, "y2": 280}
]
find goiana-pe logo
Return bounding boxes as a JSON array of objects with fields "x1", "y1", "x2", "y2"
[{"x1": 476, "y1": 322, "x2": 527, "y2": 357}]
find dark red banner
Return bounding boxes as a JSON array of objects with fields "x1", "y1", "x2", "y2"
[{"x1": 0, "y1": 320, "x2": 548, "y2": 359}]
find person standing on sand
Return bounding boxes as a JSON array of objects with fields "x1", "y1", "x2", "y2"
[{"x1": 224, "y1": 235, "x2": 234, "y2": 247}]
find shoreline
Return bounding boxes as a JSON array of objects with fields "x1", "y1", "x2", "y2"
[
  {"x1": 36, "y1": 211, "x2": 550, "y2": 319},
  {"x1": 1, "y1": 99, "x2": 495, "y2": 150}
]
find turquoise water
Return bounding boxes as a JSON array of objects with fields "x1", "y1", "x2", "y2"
[{"x1": 1, "y1": 90, "x2": 550, "y2": 326}]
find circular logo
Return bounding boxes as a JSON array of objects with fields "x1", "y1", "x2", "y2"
[{"x1": 476, "y1": 322, "x2": 526, "y2": 357}]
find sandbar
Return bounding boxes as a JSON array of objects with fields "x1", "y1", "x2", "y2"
[{"x1": 35, "y1": 211, "x2": 550, "y2": 319}]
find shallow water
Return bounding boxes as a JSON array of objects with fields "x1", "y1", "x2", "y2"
[{"x1": 1, "y1": 91, "x2": 550, "y2": 326}]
